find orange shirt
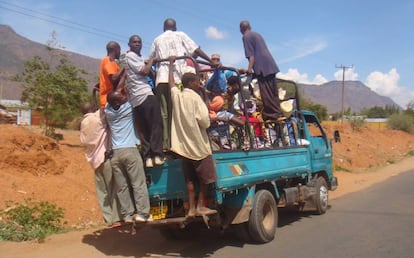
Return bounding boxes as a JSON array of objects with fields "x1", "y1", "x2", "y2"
[{"x1": 99, "y1": 56, "x2": 120, "y2": 108}]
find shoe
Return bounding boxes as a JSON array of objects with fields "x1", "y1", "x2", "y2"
[
  {"x1": 154, "y1": 156, "x2": 165, "y2": 165},
  {"x1": 196, "y1": 207, "x2": 217, "y2": 216},
  {"x1": 134, "y1": 214, "x2": 153, "y2": 222},
  {"x1": 146, "y1": 214, "x2": 154, "y2": 222},
  {"x1": 146, "y1": 158, "x2": 154, "y2": 168},
  {"x1": 124, "y1": 215, "x2": 133, "y2": 224},
  {"x1": 108, "y1": 221, "x2": 122, "y2": 228}
]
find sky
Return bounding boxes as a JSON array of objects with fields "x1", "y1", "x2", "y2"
[{"x1": 1, "y1": 0, "x2": 413, "y2": 108}]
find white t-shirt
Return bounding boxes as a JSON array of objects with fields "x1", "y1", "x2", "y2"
[
  {"x1": 125, "y1": 51, "x2": 154, "y2": 107},
  {"x1": 150, "y1": 30, "x2": 198, "y2": 85}
]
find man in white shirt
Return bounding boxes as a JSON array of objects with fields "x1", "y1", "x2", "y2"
[
  {"x1": 150, "y1": 18, "x2": 213, "y2": 150},
  {"x1": 125, "y1": 35, "x2": 164, "y2": 168}
]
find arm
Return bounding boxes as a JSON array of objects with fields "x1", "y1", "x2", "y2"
[
  {"x1": 139, "y1": 57, "x2": 156, "y2": 75},
  {"x1": 193, "y1": 48, "x2": 213, "y2": 63},
  {"x1": 109, "y1": 67, "x2": 125, "y2": 90},
  {"x1": 247, "y1": 55, "x2": 255, "y2": 75}
]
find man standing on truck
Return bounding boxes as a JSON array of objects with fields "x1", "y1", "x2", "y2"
[
  {"x1": 80, "y1": 102, "x2": 121, "y2": 227},
  {"x1": 105, "y1": 87, "x2": 153, "y2": 223},
  {"x1": 125, "y1": 35, "x2": 164, "y2": 168},
  {"x1": 149, "y1": 18, "x2": 213, "y2": 151},
  {"x1": 99, "y1": 41, "x2": 125, "y2": 109},
  {"x1": 167, "y1": 57, "x2": 218, "y2": 217},
  {"x1": 239, "y1": 20, "x2": 284, "y2": 122}
]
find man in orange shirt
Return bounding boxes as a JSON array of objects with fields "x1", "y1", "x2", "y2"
[{"x1": 99, "y1": 41, "x2": 125, "y2": 109}]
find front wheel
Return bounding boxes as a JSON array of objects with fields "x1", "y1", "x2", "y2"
[
  {"x1": 247, "y1": 190, "x2": 278, "y2": 243},
  {"x1": 314, "y1": 176, "x2": 329, "y2": 214}
]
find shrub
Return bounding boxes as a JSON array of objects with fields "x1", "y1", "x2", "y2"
[
  {"x1": 349, "y1": 118, "x2": 365, "y2": 131},
  {"x1": 387, "y1": 113, "x2": 414, "y2": 134},
  {"x1": 335, "y1": 165, "x2": 351, "y2": 172},
  {"x1": 0, "y1": 199, "x2": 66, "y2": 242}
]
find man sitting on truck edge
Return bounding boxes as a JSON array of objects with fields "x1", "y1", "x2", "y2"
[{"x1": 167, "y1": 56, "x2": 218, "y2": 217}]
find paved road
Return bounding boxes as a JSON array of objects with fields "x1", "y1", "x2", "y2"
[
  {"x1": 1, "y1": 170, "x2": 413, "y2": 258},
  {"x1": 162, "y1": 169, "x2": 414, "y2": 258}
]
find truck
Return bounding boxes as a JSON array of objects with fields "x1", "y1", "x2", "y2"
[{"x1": 142, "y1": 60, "x2": 338, "y2": 243}]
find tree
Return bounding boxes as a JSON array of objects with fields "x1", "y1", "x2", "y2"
[{"x1": 16, "y1": 54, "x2": 89, "y2": 136}]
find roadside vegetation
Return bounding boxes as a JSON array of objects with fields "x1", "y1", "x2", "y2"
[
  {"x1": 0, "y1": 199, "x2": 66, "y2": 242},
  {"x1": 13, "y1": 33, "x2": 90, "y2": 140}
]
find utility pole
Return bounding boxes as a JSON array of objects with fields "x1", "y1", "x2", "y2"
[{"x1": 335, "y1": 64, "x2": 353, "y2": 123}]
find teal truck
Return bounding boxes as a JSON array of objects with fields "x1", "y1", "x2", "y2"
[{"x1": 143, "y1": 68, "x2": 338, "y2": 243}]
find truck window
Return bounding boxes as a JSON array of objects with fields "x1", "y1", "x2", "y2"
[{"x1": 305, "y1": 114, "x2": 324, "y2": 137}]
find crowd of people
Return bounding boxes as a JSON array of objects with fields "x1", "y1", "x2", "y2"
[{"x1": 80, "y1": 18, "x2": 289, "y2": 226}]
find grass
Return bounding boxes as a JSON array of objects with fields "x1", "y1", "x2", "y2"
[
  {"x1": 0, "y1": 199, "x2": 67, "y2": 242},
  {"x1": 406, "y1": 150, "x2": 414, "y2": 156},
  {"x1": 335, "y1": 165, "x2": 351, "y2": 172}
]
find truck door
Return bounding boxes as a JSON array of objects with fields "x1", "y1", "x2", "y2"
[{"x1": 304, "y1": 114, "x2": 333, "y2": 173}]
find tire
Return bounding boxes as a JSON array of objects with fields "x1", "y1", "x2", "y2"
[
  {"x1": 314, "y1": 176, "x2": 329, "y2": 214},
  {"x1": 232, "y1": 222, "x2": 251, "y2": 242},
  {"x1": 247, "y1": 190, "x2": 278, "y2": 243},
  {"x1": 159, "y1": 223, "x2": 201, "y2": 240}
]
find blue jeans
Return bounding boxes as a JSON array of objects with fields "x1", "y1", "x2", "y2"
[{"x1": 110, "y1": 147, "x2": 150, "y2": 219}]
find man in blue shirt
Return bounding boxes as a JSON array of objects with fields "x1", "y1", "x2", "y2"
[
  {"x1": 105, "y1": 88, "x2": 152, "y2": 223},
  {"x1": 240, "y1": 20, "x2": 284, "y2": 122}
]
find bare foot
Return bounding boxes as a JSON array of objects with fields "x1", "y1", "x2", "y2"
[
  {"x1": 196, "y1": 207, "x2": 217, "y2": 216},
  {"x1": 186, "y1": 208, "x2": 196, "y2": 218}
]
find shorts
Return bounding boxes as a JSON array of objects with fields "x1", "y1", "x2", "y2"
[{"x1": 182, "y1": 155, "x2": 217, "y2": 185}]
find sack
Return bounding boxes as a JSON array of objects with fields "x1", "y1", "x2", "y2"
[{"x1": 205, "y1": 69, "x2": 227, "y2": 94}]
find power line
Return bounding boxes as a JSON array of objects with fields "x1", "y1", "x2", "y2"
[
  {"x1": 0, "y1": 1, "x2": 151, "y2": 48},
  {"x1": 0, "y1": 0, "x2": 127, "y2": 40},
  {"x1": 335, "y1": 64, "x2": 354, "y2": 123}
]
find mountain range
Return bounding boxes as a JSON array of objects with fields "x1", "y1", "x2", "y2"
[{"x1": 0, "y1": 24, "x2": 399, "y2": 113}]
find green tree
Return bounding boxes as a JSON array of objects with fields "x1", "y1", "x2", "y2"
[
  {"x1": 300, "y1": 97, "x2": 328, "y2": 121},
  {"x1": 16, "y1": 55, "x2": 89, "y2": 136},
  {"x1": 404, "y1": 101, "x2": 414, "y2": 118}
]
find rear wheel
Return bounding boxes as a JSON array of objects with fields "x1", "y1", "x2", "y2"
[
  {"x1": 247, "y1": 190, "x2": 278, "y2": 243},
  {"x1": 314, "y1": 176, "x2": 328, "y2": 214}
]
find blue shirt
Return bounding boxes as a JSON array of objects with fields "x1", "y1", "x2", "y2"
[
  {"x1": 105, "y1": 101, "x2": 140, "y2": 149},
  {"x1": 242, "y1": 30, "x2": 279, "y2": 77}
]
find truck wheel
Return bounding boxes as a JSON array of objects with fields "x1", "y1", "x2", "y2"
[
  {"x1": 159, "y1": 223, "x2": 201, "y2": 240},
  {"x1": 232, "y1": 222, "x2": 251, "y2": 242},
  {"x1": 314, "y1": 176, "x2": 329, "y2": 214},
  {"x1": 248, "y1": 190, "x2": 278, "y2": 243}
]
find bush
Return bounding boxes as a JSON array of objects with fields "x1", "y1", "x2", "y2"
[
  {"x1": 349, "y1": 118, "x2": 365, "y2": 131},
  {"x1": 387, "y1": 113, "x2": 414, "y2": 134},
  {"x1": 0, "y1": 199, "x2": 66, "y2": 242}
]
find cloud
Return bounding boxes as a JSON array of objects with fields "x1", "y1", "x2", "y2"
[
  {"x1": 364, "y1": 68, "x2": 414, "y2": 108},
  {"x1": 334, "y1": 67, "x2": 358, "y2": 80},
  {"x1": 278, "y1": 68, "x2": 328, "y2": 84},
  {"x1": 279, "y1": 37, "x2": 327, "y2": 64},
  {"x1": 205, "y1": 26, "x2": 226, "y2": 40}
]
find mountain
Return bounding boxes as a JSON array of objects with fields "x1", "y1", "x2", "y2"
[
  {"x1": 0, "y1": 24, "x2": 100, "y2": 100},
  {"x1": 298, "y1": 81, "x2": 400, "y2": 113},
  {"x1": 0, "y1": 24, "x2": 400, "y2": 114}
]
